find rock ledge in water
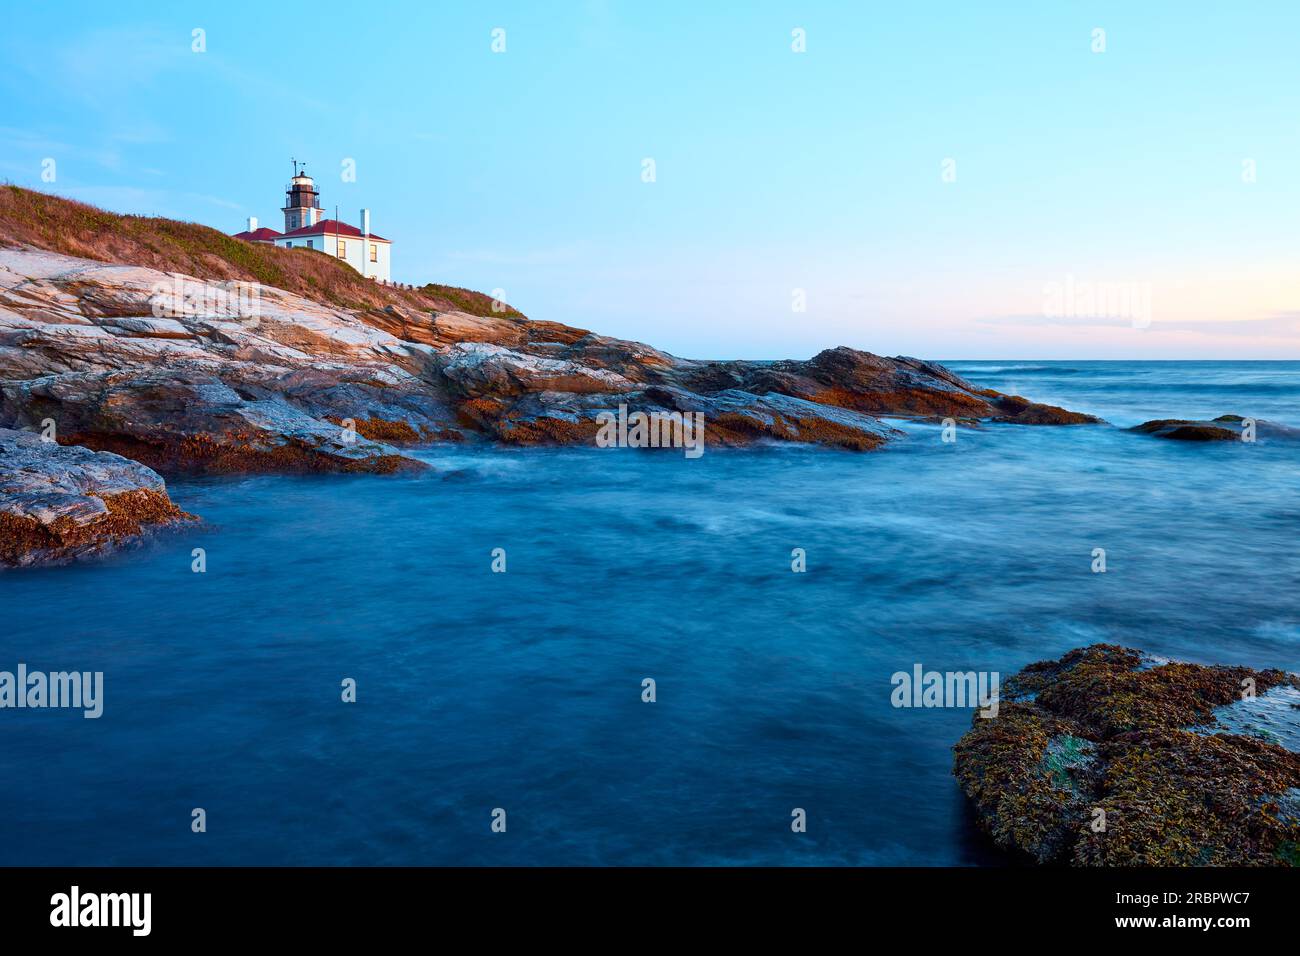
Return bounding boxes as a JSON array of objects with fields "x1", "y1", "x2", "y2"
[
  {"x1": 0, "y1": 427, "x2": 194, "y2": 568},
  {"x1": 953, "y1": 644, "x2": 1300, "y2": 865},
  {"x1": 0, "y1": 248, "x2": 1102, "y2": 472},
  {"x1": 1131, "y1": 414, "x2": 1299, "y2": 442}
]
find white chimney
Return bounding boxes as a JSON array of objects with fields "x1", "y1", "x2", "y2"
[
  {"x1": 359, "y1": 209, "x2": 371, "y2": 278},
  {"x1": 247, "y1": 216, "x2": 258, "y2": 232}
]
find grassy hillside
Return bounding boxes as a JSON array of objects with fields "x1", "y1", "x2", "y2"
[{"x1": 0, "y1": 185, "x2": 526, "y2": 319}]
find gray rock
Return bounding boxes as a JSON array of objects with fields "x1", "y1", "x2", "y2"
[
  {"x1": 1131, "y1": 414, "x2": 1300, "y2": 442},
  {"x1": 0, "y1": 427, "x2": 193, "y2": 568},
  {"x1": 0, "y1": 247, "x2": 1100, "y2": 473}
]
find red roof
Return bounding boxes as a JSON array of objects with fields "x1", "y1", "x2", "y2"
[
  {"x1": 279, "y1": 219, "x2": 389, "y2": 242},
  {"x1": 232, "y1": 227, "x2": 283, "y2": 241}
]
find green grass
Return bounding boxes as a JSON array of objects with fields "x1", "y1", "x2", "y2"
[{"x1": 0, "y1": 184, "x2": 525, "y2": 319}]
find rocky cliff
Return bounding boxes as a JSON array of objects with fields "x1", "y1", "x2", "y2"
[
  {"x1": 0, "y1": 189, "x2": 1100, "y2": 566},
  {"x1": 0, "y1": 247, "x2": 1096, "y2": 476}
]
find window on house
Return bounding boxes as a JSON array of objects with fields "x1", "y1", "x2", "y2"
[
  {"x1": 306, "y1": 240, "x2": 313, "y2": 249},
  {"x1": 369, "y1": 243, "x2": 377, "y2": 262},
  {"x1": 285, "y1": 241, "x2": 292, "y2": 248},
  {"x1": 338, "y1": 239, "x2": 347, "y2": 258}
]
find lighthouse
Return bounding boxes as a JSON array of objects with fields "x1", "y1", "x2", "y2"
[
  {"x1": 232, "y1": 159, "x2": 393, "y2": 283},
  {"x1": 281, "y1": 161, "x2": 323, "y2": 232}
]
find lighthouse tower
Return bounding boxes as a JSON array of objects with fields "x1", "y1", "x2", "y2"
[
  {"x1": 233, "y1": 159, "x2": 393, "y2": 282},
  {"x1": 281, "y1": 160, "x2": 323, "y2": 232}
]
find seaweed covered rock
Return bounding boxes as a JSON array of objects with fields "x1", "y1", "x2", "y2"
[
  {"x1": 1131, "y1": 414, "x2": 1300, "y2": 442},
  {"x1": 953, "y1": 644, "x2": 1300, "y2": 865},
  {"x1": 691, "y1": 348, "x2": 1104, "y2": 425},
  {"x1": 0, "y1": 427, "x2": 195, "y2": 567}
]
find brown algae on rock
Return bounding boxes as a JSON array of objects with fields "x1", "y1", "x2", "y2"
[{"x1": 953, "y1": 644, "x2": 1300, "y2": 865}]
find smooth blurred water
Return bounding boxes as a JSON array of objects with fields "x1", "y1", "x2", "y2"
[
  {"x1": 944, "y1": 359, "x2": 1300, "y2": 428},
  {"x1": 1, "y1": 361, "x2": 1297, "y2": 865}
]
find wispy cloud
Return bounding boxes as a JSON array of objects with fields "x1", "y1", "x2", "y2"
[
  {"x1": 978, "y1": 312, "x2": 1300, "y2": 337},
  {"x1": 0, "y1": 125, "x2": 126, "y2": 176},
  {"x1": 17, "y1": 26, "x2": 190, "y2": 110},
  {"x1": 1158, "y1": 313, "x2": 1300, "y2": 337},
  {"x1": 977, "y1": 313, "x2": 1133, "y2": 329},
  {"x1": 438, "y1": 243, "x2": 594, "y2": 267}
]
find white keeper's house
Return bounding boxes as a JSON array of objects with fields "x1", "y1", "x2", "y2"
[{"x1": 233, "y1": 162, "x2": 392, "y2": 282}]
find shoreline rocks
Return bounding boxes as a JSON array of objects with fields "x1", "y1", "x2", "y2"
[
  {"x1": 1132, "y1": 414, "x2": 1299, "y2": 442},
  {"x1": 953, "y1": 644, "x2": 1300, "y2": 865},
  {"x1": 0, "y1": 427, "x2": 194, "y2": 568},
  {"x1": 0, "y1": 244, "x2": 1100, "y2": 567},
  {"x1": 0, "y1": 247, "x2": 1103, "y2": 482}
]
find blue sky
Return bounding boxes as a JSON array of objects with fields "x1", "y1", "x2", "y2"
[{"x1": 2, "y1": 1, "x2": 1298, "y2": 359}]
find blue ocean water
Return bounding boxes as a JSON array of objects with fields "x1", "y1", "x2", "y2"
[{"x1": 1, "y1": 360, "x2": 1297, "y2": 865}]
